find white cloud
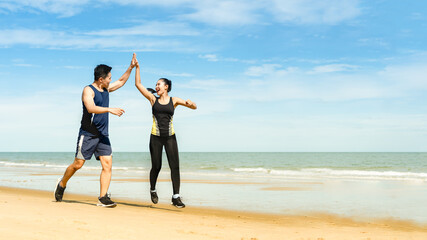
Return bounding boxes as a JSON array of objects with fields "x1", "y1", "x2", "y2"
[
  {"x1": 180, "y1": 0, "x2": 259, "y2": 26},
  {"x1": 0, "y1": 2, "x2": 17, "y2": 12},
  {"x1": 87, "y1": 21, "x2": 199, "y2": 37},
  {"x1": 198, "y1": 54, "x2": 218, "y2": 62},
  {"x1": 168, "y1": 72, "x2": 194, "y2": 77},
  {"x1": 310, "y1": 64, "x2": 359, "y2": 73},
  {"x1": 378, "y1": 63, "x2": 427, "y2": 90},
  {"x1": 198, "y1": 54, "x2": 257, "y2": 64},
  {"x1": 1, "y1": 0, "x2": 362, "y2": 25},
  {"x1": 141, "y1": 67, "x2": 195, "y2": 78},
  {"x1": 10, "y1": 58, "x2": 38, "y2": 67},
  {"x1": 235, "y1": 60, "x2": 427, "y2": 102},
  {"x1": 178, "y1": 79, "x2": 232, "y2": 90},
  {"x1": 62, "y1": 65, "x2": 88, "y2": 70},
  {"x1": 120, "y1": 0, "x2": 362, "y2": 26},
  {"x1": 0, "y1": 0, "x2": 90, "y2": 17},
  {"x1": 244, "y1": 64, "x2": 297, "y2": 77},
  {"x1": 357, "y1": 38, "x2": 389, "y2": 48},
  {"x1": 0, "y1": 28, "x2": 196, "y2": 51},
  {"x1": 268, "y1": 0, "x2": 361, "y2": 24}
]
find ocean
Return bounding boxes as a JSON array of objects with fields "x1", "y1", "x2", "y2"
[{"x1": 0, "y1": 152, "x2": 426, "y2": 223}]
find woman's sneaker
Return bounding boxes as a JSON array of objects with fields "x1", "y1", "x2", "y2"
[
  {"x1": 97, "y1": 193, "x2": 117, "y2": 208},
  {"x1": 150, "y1": 191, "x2": 158, "y2": 204},
  {"x1": 171, "y1": 197, "x2": 185, "y2": 208},
  {"x1": 54, "y1": 178, "x2": 66, "y2": 202}
]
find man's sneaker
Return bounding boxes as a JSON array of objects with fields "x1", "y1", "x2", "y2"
[
  {"x1": 54, "y1": 178, "x2": 66, "y2": 202},
  {"x1": 97, "y1": 194, "x2": 117, "y2": 208},
  {"x1": 150, "y1": 191, "x2": 158, "y2": 204},
  {"x1": 171, "y1": 197, "x2": 185, "y2": 208}
]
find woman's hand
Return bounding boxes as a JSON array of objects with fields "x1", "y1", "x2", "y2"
[
  {"x1": 130, "y1": 53, "x2": 137, "y2": 68},
  {"x1": 185, "y1": 99, "x2": 197, "y2": 109}
]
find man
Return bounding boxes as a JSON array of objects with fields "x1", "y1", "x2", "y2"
[{"x1": 54, "y1": 53, "x2": 137, "y2": 207}]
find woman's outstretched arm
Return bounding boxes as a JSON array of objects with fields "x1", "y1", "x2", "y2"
[
  {"x1": 135, "y1": 57, "x2": 156, "y2": 105},
  {"x1": 173, "y1": 97, "x2": 197, "y2": 110}
]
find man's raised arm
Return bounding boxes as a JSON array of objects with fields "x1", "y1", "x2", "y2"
[{"x1": 108, "y1": 53, "x2": 137, "y2": 92}]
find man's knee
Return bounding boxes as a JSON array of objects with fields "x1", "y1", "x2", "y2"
[
  {"x1": 102, "y1": 164, "x2": 112, "y2": 172},
  {"x1": 72, "y1": 159, "x2": 85, "y2": 170},
  {"x1": 99, "y1": 156, "x2": 113, "y2": 171}
]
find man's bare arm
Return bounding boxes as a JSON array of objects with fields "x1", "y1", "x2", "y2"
[
  {"x1": 108, "y1": 53, "x2": 137, "y2": 93},
  {"x1": 82, "y1": 86, "x2": 125, "y2": 116}
]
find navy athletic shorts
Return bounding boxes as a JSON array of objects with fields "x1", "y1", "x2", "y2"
[{"x1": 75, "y1": 132, "x2": 112, "y2": 160}]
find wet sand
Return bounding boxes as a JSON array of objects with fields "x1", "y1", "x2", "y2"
[{"x1": 0, "y1": 186, "x2": 426, "y2": 240}]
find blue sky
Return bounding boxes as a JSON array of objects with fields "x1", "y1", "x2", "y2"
[{"x1": 1, "y1": 0, "x2": 427, "y2": 152}]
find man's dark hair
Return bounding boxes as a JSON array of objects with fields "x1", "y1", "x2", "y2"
[{"x1": 94, "y1": 64, "x2": 112, "y2": 81}]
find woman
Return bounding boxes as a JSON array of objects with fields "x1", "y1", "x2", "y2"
[{"x1": 134, "y1": 56, "x2": 197, "y2": 208}]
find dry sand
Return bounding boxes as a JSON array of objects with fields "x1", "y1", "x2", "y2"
[{"x1": 0, "y1": 186, "x2": 426, "y2": 240}]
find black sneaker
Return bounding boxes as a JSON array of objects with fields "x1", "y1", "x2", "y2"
[
  {"x1": 97, "y1": 194, "x2": 117, "y2": 208},
  {"x1": 54, "y1": 178, "x2": 66, "y2": 202},
  {"x1": 171, "y1": 197, "x2": 185, "y2": 208},
  {"x1": 150, "y1": 191, "x2": 158, "y2": 204}
]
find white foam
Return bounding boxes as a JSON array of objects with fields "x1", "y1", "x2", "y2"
[
  {"x1": 231, "y1": 167, "x2": 427, "y2": 182},
  {"x1": 0, "y1": 161, "x2": 143, "y2": 172},
  {"x1": 232, "y1": 167, "x2": 270, "y2": 173}
]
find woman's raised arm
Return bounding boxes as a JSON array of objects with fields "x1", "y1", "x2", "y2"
[{"x1": 135, "y1": 57, "x2": 156, "y2": 105}]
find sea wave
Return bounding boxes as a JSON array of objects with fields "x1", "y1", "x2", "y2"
[
  {"x1": 2, "y1": 160, "x2": 426, "y2": 182},
  {"x1": 0, "y1": 161, "x2": 68, "y2": 168},
  {"x1": 231, "y1": 167, "x2": 427, "y2": 181},
  {"x1": 0, "y1": 161, "x2": 145, "y2": 171}
]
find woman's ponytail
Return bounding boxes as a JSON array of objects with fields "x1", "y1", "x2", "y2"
[{"x1": 147, "y1": 88, "x2": 156, "y2": 94}]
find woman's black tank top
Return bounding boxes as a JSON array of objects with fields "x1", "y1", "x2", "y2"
[{"x1": 151, "y1": 97, "x2": 175, "y2": 137}]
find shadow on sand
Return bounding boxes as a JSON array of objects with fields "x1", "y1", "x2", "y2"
[{"x1": 56, "y1": 199, "x2": 180, "y2": 212}]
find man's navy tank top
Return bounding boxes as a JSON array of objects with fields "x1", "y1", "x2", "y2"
[
  {"x1": 80, "y1": 85, "x2": 109, "y2": 137},
  {"x1": 151, "y1": 97, "x2": 175, "y2": 137}
]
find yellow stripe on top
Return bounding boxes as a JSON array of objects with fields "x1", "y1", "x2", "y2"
[
  {"x1": 151, "y1": 115, "x2": 160, "y2": 136},
  {"x1": 169, "y1": 117, "x2": 175, "y2": 136}
]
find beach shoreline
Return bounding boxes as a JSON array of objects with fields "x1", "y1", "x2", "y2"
[{"x1": 0, "y1": 186, "x2": 426, "y2": 240}]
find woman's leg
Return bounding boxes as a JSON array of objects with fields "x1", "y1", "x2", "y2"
[
  {"x1": 164, "y1": 135, "x2": 180, "y2": 195},
  {"x1": 149, "y1": 135, "x2": 163, "y2": 191}
]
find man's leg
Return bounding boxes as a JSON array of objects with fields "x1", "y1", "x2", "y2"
[
  {"x1": 60, "y1": 158, "x2": 85, "y2": 188},
  {"x1": 99, "y1": 155, "x2": 112, "y2": 197},
  {"x1": 55, "y1": 158, "x2": 85, "y2": 201},
  {"x1": 94, "y1": 136, "x2": 115, "y2": 207}
]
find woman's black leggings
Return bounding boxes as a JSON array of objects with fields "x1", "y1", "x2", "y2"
[{"x1": 149, "y1": 134, "x2": 180, "y2": 194}]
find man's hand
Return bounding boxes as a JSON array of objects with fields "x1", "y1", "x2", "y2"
[
  {"x1": 131, "y1": 53, "x2": 137, "y2": 68},
  {"x1": 108, "y1": 53, "x2": 136, "y2": 92},
  {"x1": 108, "y1": 108, "x2": 125, "y2": 117}
]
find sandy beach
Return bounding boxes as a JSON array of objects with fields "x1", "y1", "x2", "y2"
[{"x1": 0, "y1": 186, "x2": 426, "y2": 240}]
